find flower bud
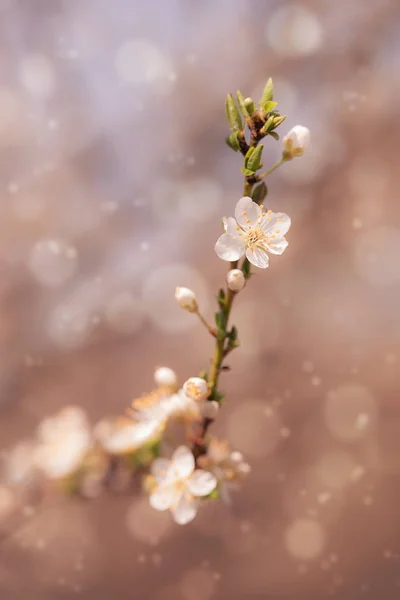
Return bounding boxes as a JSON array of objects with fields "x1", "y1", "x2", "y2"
[
  {"x1": 175, "y1": 286, "x2": 198, "y2": 313},
  {"x1": 226, "y1": 269, "x2": 245, "y2": 292},
  {"x1": 183, "y1": 377, "x2": 209, "y2": 402},
  {"x1": 154, "y1": 366, "x2": 178, "y2": 389},
  {"x1": 283, "y1": 125, "x2": 310, "y2": 158},
  {"x1": 175, "y1": 287, "x2": 199, "y2": 312},
  {"x1": 201, "y1": 400, "x2": 219, "y2": 420}
]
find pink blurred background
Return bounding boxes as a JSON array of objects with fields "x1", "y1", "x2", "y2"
[{"x1": 1, "y1": 0, "x2": 400, "y2": 598}]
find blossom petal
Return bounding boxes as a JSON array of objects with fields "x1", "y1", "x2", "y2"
[
  {"x1": 171, "y1": 492, "x2": 198, "y2": 525},
  {"x1": 214, "y1": 233, "x2": 245, "y2": 262},
  {"x1": 235, "y1": 196, "x2": 260, "y2": 228},
  {"x1": 151, "y1": 458, "x2": 171, "y2": 483},
  {"x1": 260, "y1": 212, "x2": 291, "y2": 236},
  {"x1": 246, "y1": 246, "x2": 269, "y2": 269},
  {"x1": 223, "y1": 216, "x2": 239, "y2": 235},
  {"x1": 171, "y1": 446, "x2": 195, "y2": 478},
  {"x1": 150, "y1": 483, "x2": 178, "y2": 511},
  {"x1": 267, "y1": 237, "x2": 289, "y2": 255},
  {"x1": 187, "y1": 469, "x2": 217, "y2": 497}
]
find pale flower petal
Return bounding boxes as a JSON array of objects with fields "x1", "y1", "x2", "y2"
[
  {"x1": 245, "y1": 246, "x2": 269, "y2": 269},
  {"x1": 223, "y1": 216, "x2": 239, "y2": 235},
  {"x1": 150, "y1": 483, "x2": 178, "y2": 511},
  {"x1": 151, "y1": 458, "x2": 171, "y2": 483},
  {"x1": 260, "y1": 212, "x2": 291, "y2": 236},
  {"x1": 235, "y1": 196, "x2": 260, "y2": 228},
  {"x1": 171, "y1": 446, "x2": 195, "y2": 478},
  {"x1": 187, "y1": 469, "x2": 217, "y2": 497},
  {"x1": 267, "y1": 237, "x2": 289, "y2": 255},
  {"x1": 214, "y1": 233, "x2": 245, "y2": 262},
  {"x1": 171, "y1": 491, "x2": 198, "y2": 525}
]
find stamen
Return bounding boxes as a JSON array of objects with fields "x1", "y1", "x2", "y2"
[
  {"x1": 242, "y1": 211, "x2": 247, "y2": 216},
  {"x1": 259, "y1": 205, "x2": 264, "y2": 211},
  {"x1": 246, "y1": 218, "x2": 251, "y2": 224}
]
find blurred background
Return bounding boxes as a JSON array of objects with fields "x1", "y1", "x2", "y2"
[{"x1": 1, "y1": 0, "x2": 400, "y2": 598}]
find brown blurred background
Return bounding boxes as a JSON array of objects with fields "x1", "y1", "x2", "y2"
[{"x1": 1, "y1": 0, "x2": 400, "y2": 598}]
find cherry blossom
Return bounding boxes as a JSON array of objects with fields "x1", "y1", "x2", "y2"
[
  {"x1": 150, "y1": 446, "x2": 217, "y2": 524},
  {"x1": 214, "y1": 196, "x2": 291, "y2": 269}
]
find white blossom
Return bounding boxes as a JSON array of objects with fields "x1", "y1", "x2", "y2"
[
  {"x1": 154, "y1": 366, "x2": 178, "y2": 390},
  {"x1": 283, "y1": 125, "x2": 310, "y2": 158},
  {"x1": 149, "y1": 446, "x2": 217, "y2": 524},
  {"x1": 33, "y1": 406, "x2": 92, "y2": 479},
  {"x1": 201, "y1": 400, "x2": 220, "y2": 420},
  {"x1": 183, "y1": 377, "x2": 209, "y2": 402},
  {"x1": 214, "y1": 196, "x2": 291, "y2": 269},
  {"x1": 226, "y1": 268, "x2": 245, "y2": 292},
  {"x1": 94, "y1": 417, "x2": 161, "y2": 455},
  {"x1": 198, "y1": 438, "x2": 251, "y2": 504},
  {"x1": 175, "y1": 286, "x2": 198, "y2": 313}
]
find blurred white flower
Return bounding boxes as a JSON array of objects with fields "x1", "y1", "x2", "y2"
[
  {"x1": 183, "y1": 377, "x2": 209, "y2": 402},
  {"x1": 175, "y1": 286, "x2": 198, "y2": 313},
  {"x1": 198, "y1": 438, "x2": 251, "y2": 504},
  {"x1": 201, "y1": 400, "x2": 219, "y2": 420},
  {"x1": 215, "y1": 197, "x2": 291, "y2": 269},
  {"x1": 154, "y1": 366, "x2": 178, "y2": 390},
  {"x1": 283, "y1": 125, "x2": 310, "y2": 158},
  {"x1": 94, "y1": 417, "x2": 161, "y2": 455},
  {"x1": 150, "y1": 446, "x2": 217, "y2": 524},
  {"x1": 34, "y1": 407, "x2": 92, "y2": 479},
  {"x1": 226, "y1": 268, "x2": 245, "y2": 292},
  {"x1": 2, "y1": 441, "x2": 38, "y2": 485}
]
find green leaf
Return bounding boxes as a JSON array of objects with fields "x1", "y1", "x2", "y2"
[
  {"x1": 225, "y1": 94, "x2": 242, "y2": 131},
  {"x1": 244, "y1": 146, "x2": 255, "y2": 167},
  {"x1": 225, "y1": 131, "x2": 240, "y2": 152},
  {"x1": 273, "y1": 115, "x2": 287, "y2": 127},
  {"x1": 217, "y1": 288, "x2": 225, "y2": 310},
  {"x1": 205, "y1": 487, "x2": 220, "y2": 500},
  {"x1": 262, "y1": 100, "x2": 278, "y2": 114},
  {"x1": 260, "y1": 77, "x2": 274, "y2": 105},
  {"x1": 269, "y1": 131, "x2": 280, "y2": 141},
  {"x1": 209, "y1": 389, "x2": 225, "y2": 403},
  {"x1": 261, "y1": 115, "x2": 275, "y2": 134},
  {"x1": 241, "y1": 257, "x2": 252, "y2": 280},
  {"x1": 251, "y1": 182, "x2": 268, "y2": 204},
  {"x1": 236, "y1": 90, "x2": 249, "y2": 117},
  {"x1": 246, "y1": 144, "x2": 264, "y2": 172},
  {"x1": 241, "y1": 167, "x2": 255, "y2": 177}
]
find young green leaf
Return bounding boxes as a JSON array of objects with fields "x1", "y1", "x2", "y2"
[
  {"x1": 236, "y1": 90, "x2": 249, "y2": 117},
  {"x1": 260, "y1": 77, "x2": 274, "y2": 106},
  {"x1": 226, "y1": 131, "x2": 240, "y2": 152},
  {"x1": 225, "y1": 94, "x2": 242, "y2": 131},
  {"x1": 241, "y1": 257, "x2": 252, "y2": 279},
  {"x1": 246, "y1": 144, "x2": 264, "y2": 172},
  {"x1": 269, "y1": 131, "x2": 280, "y2": 141},
  {"x1": 240, "y1": 167, "x2": 256, "y2": 177},
  {"x1": 251, "y1": 182, "x2": 268, "y2": 204},
  {"x1": 262, "y1": 100, "x2": 278, "y2": 114}
]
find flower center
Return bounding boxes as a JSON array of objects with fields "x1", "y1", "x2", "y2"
[{"x1": 245, "y1": 226, "x2": 268, "y2": 249}]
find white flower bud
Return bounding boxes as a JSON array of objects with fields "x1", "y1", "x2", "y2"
[
  {"x1": 154, "y1": 366, "x2": 178, "y2": 389},
  {"x1": 183, "y1": 377, "x2": 209, "y2": 402},
  {"x1": 175, "y1": 286, "x2": 198, "y2": 313},
  {"x1": 283, "y1": 125, "x2": 310, "y2": 158},
  {"x1": 226, "y1": 269, "x2": 245, "y2": 292},
  {"x1": 201, "y1": 400, "x2": 219, "y2": 420}
]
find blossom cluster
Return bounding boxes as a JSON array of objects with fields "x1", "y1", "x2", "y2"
[{"x1": 1, "y1": 367, "x2": 249, "y2": 525}]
